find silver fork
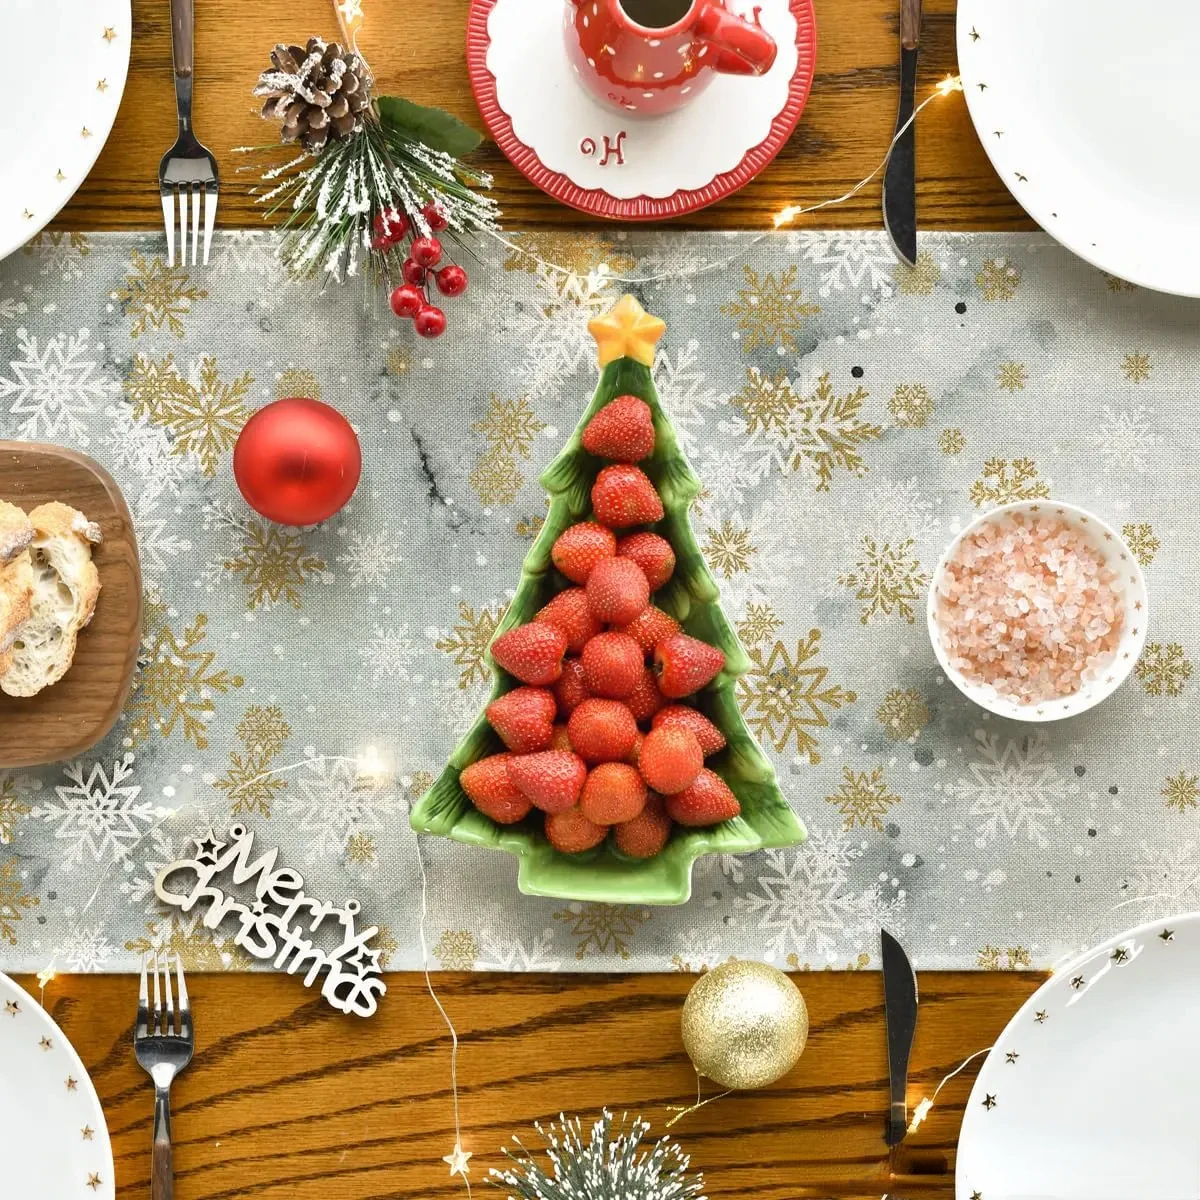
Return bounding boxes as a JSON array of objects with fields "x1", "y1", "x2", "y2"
[
  {"x1": 159, "y1": 0, "x2": 218, "y2": 266},
  {"x1": 134, "y1": 955, "x2": 195, "y2": 1200}
]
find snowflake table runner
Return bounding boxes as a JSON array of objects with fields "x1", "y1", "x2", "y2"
[{"x1": 0, "y1": 229, "x2": 1196, "y2": 975}]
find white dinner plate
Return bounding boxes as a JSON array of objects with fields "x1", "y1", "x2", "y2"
[
  {"x1": 957, "y1": 1, "x2": 1200, "y2": 296},
  {"x1": 0, "y1": 972, "x2": 115, "y2": 1199},
  {"x1": 957, "y1": 913, "x2": 1200, "y2": 1200},
  {"x1": 0, "y1": 0, "x2": 132, "y2": 263}
]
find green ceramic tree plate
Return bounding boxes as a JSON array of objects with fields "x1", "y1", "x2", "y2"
[{"x1": 411, "y1": 307, "x2": 806, "y2": 904}]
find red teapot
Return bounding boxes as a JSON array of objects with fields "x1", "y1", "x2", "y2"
[{"x1": 565, "y1": 0, "x2": 778, "y2": 117}]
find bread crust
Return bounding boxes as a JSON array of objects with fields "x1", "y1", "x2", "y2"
[{"x1": 0, "y1": 500, "x2": 33, "y2": 565}]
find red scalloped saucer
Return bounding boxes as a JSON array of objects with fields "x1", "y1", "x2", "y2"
[{"x1": 466, "y1": 0, "x2": 817, "y2": 221}]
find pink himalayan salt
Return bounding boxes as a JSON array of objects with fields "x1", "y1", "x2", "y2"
[{"x1": 935, "y1": 514, "x2": 1124, "y2": 705}]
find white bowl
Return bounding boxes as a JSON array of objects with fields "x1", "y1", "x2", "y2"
[{"x1": 926, "y1": 500, "x2": 1149, "y2": 722}]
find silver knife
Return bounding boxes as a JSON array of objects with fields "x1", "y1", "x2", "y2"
[
  {"x1": 881, "y1": 928, "x2": 918, "y2": 1146},
  {"x1": 882, "y1": 0, "x2": 922, "y2": 266}
]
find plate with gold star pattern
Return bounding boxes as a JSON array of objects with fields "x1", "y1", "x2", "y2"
[
  {"x1": 957, "y1": 913, "x2": 1200, "y2": 1200},
  {"x1": 0, "y1": 972, "x2": 114, "y2": 1199}
]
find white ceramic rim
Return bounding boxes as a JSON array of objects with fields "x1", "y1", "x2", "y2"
[{"x1": 926, "y1": 500, "x2": 1149, "y2": 723}]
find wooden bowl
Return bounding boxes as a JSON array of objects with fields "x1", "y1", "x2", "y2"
[{"x1": 0, "y1": 442, "x2": 141, "y2": 767}]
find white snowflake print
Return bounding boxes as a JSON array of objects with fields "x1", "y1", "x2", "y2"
[
  {"x1": 477, "y1": 928, "x2": 562, "y2": 971},
  {"x1": 0, "y1": 326, "x2": 117, "y2": 445},
  {"x1": 31, "y1": 755, "x2": 156, "y2": 871},
  {"x1": 837, "y1": 476, "x2": 942, "y2": 548},
  {"x1": 945, "y1": 730, "x2": 1069, "y2": 850},
  {"x1": 287, "y1": 756, "x2": 401, "y2": 860},
  {"x1": 55, "y1": 924, "x2": 116, "y2": 972},
  {"x1": 337, "y1": 530, "x2": 402, "y2": 587},
  {"x1": 1093, "y1": 405, "x2": 1160, "y2": 472},
  {"x1": 1122, "y1": 841, "x2": 1200, "y2": 918},
  {"x1": 0, "y1": 292, "x2": 28, "y2": 333},
  {"x1": 23, "y1": 231, "x2": 91, "y2": 280},
  {"x1": 119, "y1": 826, "x2": 186, "y2": 906},
  {"x1": 669, "y1": 927, "x2": 728, "y2": 973},
  {"x1": 431, "y1": 678, "x2": 492, "y2": 743},
  {"x1": 654, "y1": 339, "x2": 722, "y2": 461},
  {"x1": 207, "y1": 229, "x2": 279, "y2": 276},
  {"x1": 358, "y1": 624, "x2": 422, "y2": 684},
  {"x1": 691, "y1": 441, "x2": 761, "y2": 507},
  {"x1": 789, "y1": 230, "x2": 898, "y2": 298},
  {"x1": 102, "y1": 402, "x2": 193, "y2": 496},
  {"x1": 131, "y1": 490, "x2": 192, "y2": 588}
]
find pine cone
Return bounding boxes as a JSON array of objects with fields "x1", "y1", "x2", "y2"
[{"x1": 255, "y1": 37, "x2": 373, "y2": 154}]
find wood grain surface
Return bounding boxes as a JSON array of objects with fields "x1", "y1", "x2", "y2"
[
  {"x1": 14, "y1": 969, "x2": 1043, "y2": 1199},
  {"x1": 0, "y1": 443, "x2": 141, "y2": 768},
  {"x1": 53, "y1": 0, "x2": 1033, "y2": 232}
]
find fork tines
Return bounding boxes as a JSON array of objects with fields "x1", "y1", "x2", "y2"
[
  {"x1": 137, "y1": 953, "x2": 191, "y2": 1038},
  {"x1": 160, "y1": 183, "x2": 217, "y2": 269}
]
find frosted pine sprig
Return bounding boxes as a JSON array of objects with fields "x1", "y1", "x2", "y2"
[{"x1": 489, "y1": 1110, "x2": 707, "y2": 1200}]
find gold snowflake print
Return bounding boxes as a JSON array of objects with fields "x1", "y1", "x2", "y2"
[
  {"x1": 1163, "y1": 771, "x2": 1200, "y2": 813},
  {"x1": 346, "y1": 833, "x2": 377, "y2": 866},
  {"x1": 275, "y1": 367, "x2": 321, "y2": 401},
  {"x1": 838, "y1": 537, "x2": 927, "y2": 624},
  {"x1": 470, "y1": 446, "x2": 524, "y2": 505},
  {"x1": 235, "y1": 705, "x2": 291, "y2": 756},
  {"x1": 702, "y1": 517, "x2": 757, "y2": 578},
  {"x1": 225, "y1": 521, "x2": 327, "y2": 610},
  {"x1": 434, "y1": 929, "x2": 480, "y2": 970},
  {"x1": 733, "y1": 368, "x2": 800, "y2": 434},
  {"x1": 114, "y1": 249, "x2": 207, "y2": 337},
  {"x1": 1122, "y1": 352, "x2": 1151, "y2": 382},
  {"x1": 436, "y1": 599, "x2": 508, "y2": 688},
  {"x1": 889, "y1": 383, "x2": 933, "y2": 428},
  {"x1": 825, "y1": 766, "x2": 901, "y2": 832},
  {"x1": 386, "y1": 346, "x2": 411, "y2": 376},
  {"x1": 23, "y1": 230, "x2": 91, "y2": 260},
  {"x1": 736, "y1": 630, "x2": 857, "y2": 762},
  {"x1": 782, "y1": 373, "x2": 882, "y2": 491},
  {"x1": 893, "y1": 250, "x2": 940, "y2": 295},
  {"x1": 408, "y1": 770, "x2": 435, "y2": 797},
  {"x1": 126, "y1": 921, "x2": 242, "y2": 971},
  {"x1": 128, "y1": 614, "x2": 243, "y2": 748},
  {"x1": 1104, "y1": 273, "x2": 1137, "y2": 292},
  {"x1": 1136, "y1": 642, "x2": 1193, "y2": 697},
  {"x1": 722, "y1": 265, "x2": 819, "y2": 353},
  {"x1": 788, "y1": 951, "x2": 871, "y2": 971},
  {"x1": 0, "y1": 857, "x2": 37, "y2": 944},
  {"x1": 515, "y1": 512, "x2": 546, "y2": 539},
  {"x1": 737, "y1": 602, "x2": 783, "y2": 647},
  {"x1": 938, "y1": 427, "x2": 966, "y2": 456},
  {"x1": 997, "y1": 362, "x2": 1027, "y2": 391},
  {"x1": 0, "y1": 779, "x2": 31, "y2": 845},
  {"x1": 503, "y1": 232, "x2": 634, "y2": 279},
  {"x1": 214, "y1": 750, "x2": 286, "y2": 817},
  {"x1": 969, "y1": 457, "x2": 1050, "y2": 507},
  {"x1": 975, "y1": 257, "x2": 1020, "y2": 301},
  {"x1": 474, "y1": 395, "x2": 545, "y2": 457},
  {"x1": 977, "y1": 945, "x2": 1032, "y2": 970},
  {"x1": 1122, "y1": 522, "x2": 1159, "y2": 566},
  {"x1": 554, "y1": 903, "x2": 650, "y2": 960},
  {"x1": 877, "y1": 688, "x2": 929, "y2": 741},
  {"x1": 374, "y1": 925, "x2": 399, "y2": 969}
]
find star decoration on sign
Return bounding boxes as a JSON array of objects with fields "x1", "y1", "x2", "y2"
[
  {"x1": 588, "y1": 294, "x2": 666, "y2": 367},
  {"x1": 347, "y1": 944, "x2": 383, "y2": 975},
  {"x1": 4, "y1": 1000, "x2": 18, "y2": 1016},
  {"x1": 982, "y1": 1094, "x2": 996, "y2": 1110},
  {"x1": 193, "y1": 829, "x2": 226, "y2": 863},
  {"x1": 251, "y1": 900, "x2": 268, "y2": 917},
  {"x1": 1005, "y1": 1051, "x2": 1019, "y2": 1064},
  {"x1": 443, "y1": 1141, "x2": 472, "y2": 1178},
  {"x1": 1111, "y1": 947, "x2": 1129, "y2": 963},
  {"x1": 1160, "y1": 928, "x2": 1175, "y2": 942}
]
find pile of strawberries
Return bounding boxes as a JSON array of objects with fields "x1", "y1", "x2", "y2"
[{"x1": 459, "y1": 394, "x2": 742, "y2": 860}]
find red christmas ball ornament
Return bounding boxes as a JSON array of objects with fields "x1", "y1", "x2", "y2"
[
  {"x1": 373, "y1": 208, "x2": 410, "y2": 245},
  {"x1": 233, "y1": 397, "x2": 361, "y2": 525},
  {"x1": 435, "y1": 264, "x2": 468, "y2": 297},
  {"x1": 421, "y1": 200, "x2": 449, "y2": 232},
  {"x1": 414, "y1": 305, "x2": 447, "y2": 338},
  {"x1": 401, "y1": 257, "x2": 427, "y2": 286},
  {"x1": 410, "y1": 236, "x2": 443, "y2": 269},
  {"x1": 389, "y1": 283, "x2": 424, "y2": 319}
]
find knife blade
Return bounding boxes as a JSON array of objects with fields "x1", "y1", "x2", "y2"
[
  {"x1": 882, "y1": 0, "x2": 922, "y2": 266},
  {"x1": 881, "y1": 928, "x2": 918, "y2": 1147}
]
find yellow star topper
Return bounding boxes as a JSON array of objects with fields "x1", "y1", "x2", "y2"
[{"x1": 588, "y1": 294, "x2": 666, "y2": 368}]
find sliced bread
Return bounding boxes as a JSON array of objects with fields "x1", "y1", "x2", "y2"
[
  {"x1": 0, "y1": 501, "x2": 34, "y2": 671},
  {"x1": 0, "y1": 502, "x2": 101, "y2": 698},
  {"x1": 0, "y1": 500, "x2": 33, "y2": 565}
]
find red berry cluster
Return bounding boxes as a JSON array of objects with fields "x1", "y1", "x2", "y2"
[
  {"x1": 459, "y1": 394, "x2": 741, "y2": 860},
  {"x1": 374, "y1": 202, "x2": 469, "y2": 339}
]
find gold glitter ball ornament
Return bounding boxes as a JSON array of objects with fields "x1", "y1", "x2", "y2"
[{"x1": 680, "y1": 961, "x2": 808, "y2": 1090}]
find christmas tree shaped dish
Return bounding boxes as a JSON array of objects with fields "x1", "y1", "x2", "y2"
[{"x1": 411, "y1": 295, "x2": 806, "y2": 904}]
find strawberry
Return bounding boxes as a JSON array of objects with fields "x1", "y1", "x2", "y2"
[
  {"x1": 652, "y1": 705, "x2": 726, "y2": 756},
  {"x1": 591, "y1": 464, "x2": 664, "y2": 528},
  {"x1": 460, "y1": 754, "x2": 533, "y2": 824},
  {"x1": 553, "y1": 658, "x2": 591, "y2": 716},
  {"x1": 626, "y1": 730, "x2": 644, "y2": 767},
  {"x1": 638, "y1": 725, "x2": 703, "y2": 795},
  {"x1": 618, "y1": 605, "x2": 681, "y2": 656},
  {"x1": 665, "y1": 768, "x2": 741, "y2": 827},
  {"x1": 545, "y1": 807, "x2": 607, "y2": 854},
  {"x1": 654, "y1": 633, "x2": 725, "y2": 698},
  {"x1": 579, "y1": 762, "x2": 647, "y2": 825},
  {"x1": 567, "y1": 697, "x2": 639, "y2": 763},
  {"x1": 485, "y1": 686, "x2": 556, "y2": 753},
  {"x1": 617, "y1": 531, "x2": 675, "y2": 590},
  {"x1": 581, "y1": 632, "x2": 643, "y2": 699},
  {"x1": 507, "y1": 750, "x2": 587, "y2": 814},
  {"x1": 614, "y1": 793, "x2": 672, "y2": 859},
  {"x1": 581, "y1": 394, "x2": 655, "y2": 462},
  {"x1": 586, "y1": 557, "x2": 650, "y2": 625},
  {"x1": 491, "y1": 621, "x2": 567, "y2": 685},
  {"x1": 626, "y1": 666, "x2": 666, "y2": 723},
  {"x1": 537, "y1": 587, "x2": 602, "y2": 653},
  {"x1": 549, "y1": 723, "x2": 574, "y2": 751},
  {"x1": 551, "y1": 522, "x2": 616, "y2": 584}
]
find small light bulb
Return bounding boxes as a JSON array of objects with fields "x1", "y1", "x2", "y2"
[
  {"x1": 908, "y1": 1096, "x2": 934, "y2": 1133},
  {"x1": 936, "y1": 74, "x2": 964, "y2": 96}
]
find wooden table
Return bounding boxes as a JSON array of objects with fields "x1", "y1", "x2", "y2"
[{"x1": 38, "y1": 0, "x2": 1045, "y2": 1195}]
